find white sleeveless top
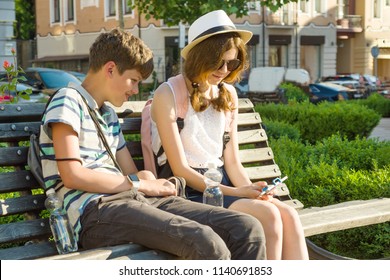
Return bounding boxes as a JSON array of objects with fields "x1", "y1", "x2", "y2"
[{"x1": 151, "y1": 83, "x2": 225, "y2": 169}]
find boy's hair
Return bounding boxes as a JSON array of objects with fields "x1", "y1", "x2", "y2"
[
  {"x1": 89, "y1": 28, "x2": 154, "y2": 79},
  {"x1": 184, "y1": 32, "x2": 248, "y2": 112}
]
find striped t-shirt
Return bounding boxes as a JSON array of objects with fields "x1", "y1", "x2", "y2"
[{"x1": 40, "y1": 82, "x2": 126, "y2": 240}]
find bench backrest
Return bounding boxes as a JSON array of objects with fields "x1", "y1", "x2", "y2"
[{"x1": 0, "y1": 98, "x2": 300, "y2": 259}]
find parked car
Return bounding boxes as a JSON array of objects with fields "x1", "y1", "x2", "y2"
[
  {"x1": 234, "y1": 67, "x2": 310, "y2": 98},
  {"x1": 309, "y1": 82, "x2": 355, "y2": 102},
  {"x1": 0, "y1": 81, "x2": 46, "y2": 103},
  {"x1": 4, "y1": 67, "x2": 82, "y2": 94},
  {"x1": 234, "y1": 78, "x2": 249, "y2": 98},
  {"x1": 319, "y1": 75, "x2": 367, "y2": 98},
  {"x1": 362, "y1": 74, "x2": 388, "y2": 95},
  {"x1": 67, "y1": 70, "x2": 86, "y2": 81}
]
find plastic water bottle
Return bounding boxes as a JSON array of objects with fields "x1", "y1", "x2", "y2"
[
  {"x1": 203, "y1": 162, "x2": 224, "y2": 207},
  {"x1": 44, "y1": 189, "x2": 78, "y2": 254}
]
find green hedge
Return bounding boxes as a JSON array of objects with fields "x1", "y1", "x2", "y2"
[
  {"x1": 257, "y1": 93, "x2": 390, "y2": 258},
  {"x1": 269, "y1": 136, "x2": 390, "y2": 206},
  {"x1": 350, "y1": 93, "x2": 390, "y2": 117},
  {"x1": 257, "y1": 101, "x2": 381, "y2": 143}
]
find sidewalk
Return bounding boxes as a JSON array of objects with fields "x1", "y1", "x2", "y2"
[{"x1": 368, "y1": 118, "x2": 390, "y2": 141}]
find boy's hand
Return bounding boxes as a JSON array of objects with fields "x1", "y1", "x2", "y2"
[{"x1": 139, "y1": 178, "x2": 177, "y2": 197}]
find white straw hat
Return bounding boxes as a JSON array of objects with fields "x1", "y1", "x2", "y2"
[{"x1": 181, "y1": 10, "x2": 253, "y2": 59}]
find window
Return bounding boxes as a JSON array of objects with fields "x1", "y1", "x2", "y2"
[
  {"x1": 299, "y1": 0, "x2": 309, "y2": 13},
  {"x1": 108, "y1": 0, "x2": 116, "y2": 17},
  {"x1": 52, "y1": 0, "x2": 61, "y2": 23},
  {"x1": 247, "y1": 1, "x2": 261, "y2": 12},
  {"x1": 374, "y1": 0, "x2": 382, "y2": 18},
  {"x1": 314, "y1": 0, "x2": 326, "y2": 14},
  {"x1": 65, "y1": 0, "x2": 75, "y2": 21},
  {"x1": 269, "y1": 46, "x2": 289, "y2": 67},
  {"x1": 123, "y1": 0, "x2": 132, "y2": 15},
  {"x1": 343, "y1": 0, "x2": 350, "y2": 16}
]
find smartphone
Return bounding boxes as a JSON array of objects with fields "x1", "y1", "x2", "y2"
[
  {"x1": 259, "y1": 176, "x2": 288, "y2": 196},
  {"x1": 260, "y1": 184, "x2": 276, "y2": 196}
]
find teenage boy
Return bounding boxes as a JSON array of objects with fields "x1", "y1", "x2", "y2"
[{"x1": 40, "y1": 28, "x2": 266, "y2": 260}]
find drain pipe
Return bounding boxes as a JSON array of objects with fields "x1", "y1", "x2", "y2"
[{"x1": 262, "y1": 6, "x2": 266, "y2": 66}]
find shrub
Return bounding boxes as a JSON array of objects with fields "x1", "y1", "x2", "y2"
[
  {"x1": 349, "y1": 93, "x2": 390, "y2": 117},
  {"x1": 262, "y1": 119, "x2": 301, "y2": 141},
  {"x1": 269, "y1": 135, "x2": 390, "y2": 259},
  {"x1": 256, "y1": 101, "x2": 381, "y2": 143},
  {"x1": 279, "y1": 82, "x2": 309, "y2": 103}
]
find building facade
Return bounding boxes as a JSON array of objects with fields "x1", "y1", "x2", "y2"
[
  {"x1": 32, "y1": 0, "x2": 390, "y2": 84},
  {"x1": 0, "y1": 0, "x2": 17, "y2": 68}
]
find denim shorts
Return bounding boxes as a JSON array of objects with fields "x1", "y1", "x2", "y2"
[{"x1": 186, "y1": 166, "x2": 241, "y2": 208}]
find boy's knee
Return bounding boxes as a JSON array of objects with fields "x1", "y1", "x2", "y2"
[
  {"x1": 234, "y1": 213, "x2": 265, "y2": 242},
  {"x1": 191, "y1": 225, "x2": 231, "y2": 260}
]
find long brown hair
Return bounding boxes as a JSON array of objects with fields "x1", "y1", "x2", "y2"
[{"x1": 183, "y1": 32, "x2": 249, "y2": 112}]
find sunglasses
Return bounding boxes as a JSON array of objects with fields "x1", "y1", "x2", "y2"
[{"x1": 217, "y1": 59, "x2": 241, "y2": 72}]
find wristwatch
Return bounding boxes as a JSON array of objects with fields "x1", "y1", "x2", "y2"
[{"x1": 128, "y1": 174, "x2": 140, "y2": 192}]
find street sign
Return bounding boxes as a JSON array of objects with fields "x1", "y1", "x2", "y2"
[{"x1": 371, "y1": 46, "x2": 380, "y2": 58}]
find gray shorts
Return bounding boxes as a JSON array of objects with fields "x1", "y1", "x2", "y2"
[{"x1": 79, "y1": 190, "x2": 266, "y2": 260}]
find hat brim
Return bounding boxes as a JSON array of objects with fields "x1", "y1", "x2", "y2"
[{"x1": 181, "y1": 29, "x2": 253, "y2": 59}]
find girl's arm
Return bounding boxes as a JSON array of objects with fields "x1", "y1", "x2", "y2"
[{"x1": 151, "y1": 84, "x2": 264, "y2": 198}]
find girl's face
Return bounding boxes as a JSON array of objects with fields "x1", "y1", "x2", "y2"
[{"x1": 207, "y1": 47, "x2": 239, "y2": 85}]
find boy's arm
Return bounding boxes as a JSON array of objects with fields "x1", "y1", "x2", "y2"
[
  {"x1": 52, "y1": 122, "x2": 132, "y2": 193},
  {"x1": 116, "y1": 146, "x2": 138, "y2": 175},
  {"x1": 52, "y1": 122, "x2": 176, "y2": 196}
]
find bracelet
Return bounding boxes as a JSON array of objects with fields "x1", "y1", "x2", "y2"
[{"x1": 55, "y1": 157, "x2": 83, "y2": 164}]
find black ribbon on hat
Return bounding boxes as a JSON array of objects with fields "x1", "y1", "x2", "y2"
[{"x1": 192, "y1": 25, "x2": 237, "y2": 41}]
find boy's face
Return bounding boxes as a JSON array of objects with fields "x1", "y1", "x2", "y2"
[{"x1": 109, "y1": 69, "x2": 143, "y2": 107}]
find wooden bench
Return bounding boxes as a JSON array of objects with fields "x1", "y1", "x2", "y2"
[{"x1": 0, "y1": 99, "x2": 389, "y2": 260}]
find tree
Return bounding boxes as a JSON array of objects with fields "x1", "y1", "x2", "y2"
[
  {"x1": 15, "y1": 0, "x2": 36, "y2": 40},
  {"x1": 132, "y1": 0, "x2": 300, "y2": 26}
]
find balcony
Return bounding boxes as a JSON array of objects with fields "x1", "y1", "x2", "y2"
[
  {"x1": 337, "y1": 15, "x2": 363, "y2": 31},
  {"x1": 337, "y1": 15, "x2": 363, "y2": 39}
]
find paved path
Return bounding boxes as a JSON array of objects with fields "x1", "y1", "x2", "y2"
[{"x1": 368, "y1": 118, "x2": 390, "y2": 141}]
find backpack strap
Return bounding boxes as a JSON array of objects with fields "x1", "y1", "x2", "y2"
[
  {"x1": 166, "y1": 74, "x2": 189, "y2": 120},
  {"x1": 141, "y1": 99, "x2": 158, "y2": 176}
]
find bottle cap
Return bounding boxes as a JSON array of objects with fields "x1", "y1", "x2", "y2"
[
  {"x1": 207, "y1": 161, "x2": 217, "y2": 169},
  {"x1": 46, "y1": 188, "x2": 55, "y2": 195}
]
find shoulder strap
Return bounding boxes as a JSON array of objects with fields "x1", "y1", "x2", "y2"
[
  {"x1": 48, "y1": 87, "x2": 123, "y2": 173},
  {"x1": 77, "y1": 92, "x2": 123, "y2": 173},
  {"x1": 141, "y1": 99, "x2": 157, "y2": 176},
  {"x1": 224, "y1": 86, "x2": 237, "y2": 133},
  {"x1": 166, "y1": 74, "x2": 188, "y2": 119}
]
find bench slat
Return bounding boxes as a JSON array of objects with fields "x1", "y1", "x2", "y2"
[
  {"x1": 0, "y1": 122, "x2": 40, "y2": 141},
  {"x1": 0, "y1": 218, "x2": 51, "y2": 244},
  {"x1": 239, "y1": 147, "x2": 275, "y2": 164},
  {"x1": 118, "y1": 117, "x2": 142, "y2": 133},
  {"x1": 0, "y1": 194, "x2": 46, "y2": 216},
  {"x1": 0, "y1": 146, "x2": 29, "y2": 166},
  {"x1": 238, "y1": 99, "x2": 257, "y2": 113},
  {"x1": 0, "y1": 170, "x2": 38, "y2": 193},
  {"x1": 0, "y1": 103, "x2": 45, "y2": 122},
  {"x1": 237, "y1": 129, "x2": 268, "y2": 145},
  {"x1": 237, "y1": 112, "x2": 262, "y2": 127},
  {"x1": 40, "y1": 243, "x2": 168, "y2": 260},
  {"x1": 244, "y1": 164, "x2": 281, "y2": 181},
  {"x1": 0, "y1": 241, "x2": 57, "y2": 260},
  {"x1": 299, "y1": 198, "x2": 390, "y2": 237}
]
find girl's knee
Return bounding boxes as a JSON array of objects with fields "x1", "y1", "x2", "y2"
[{"x1": 263, "y1": 203, "x2": 283, "y2": 222}]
